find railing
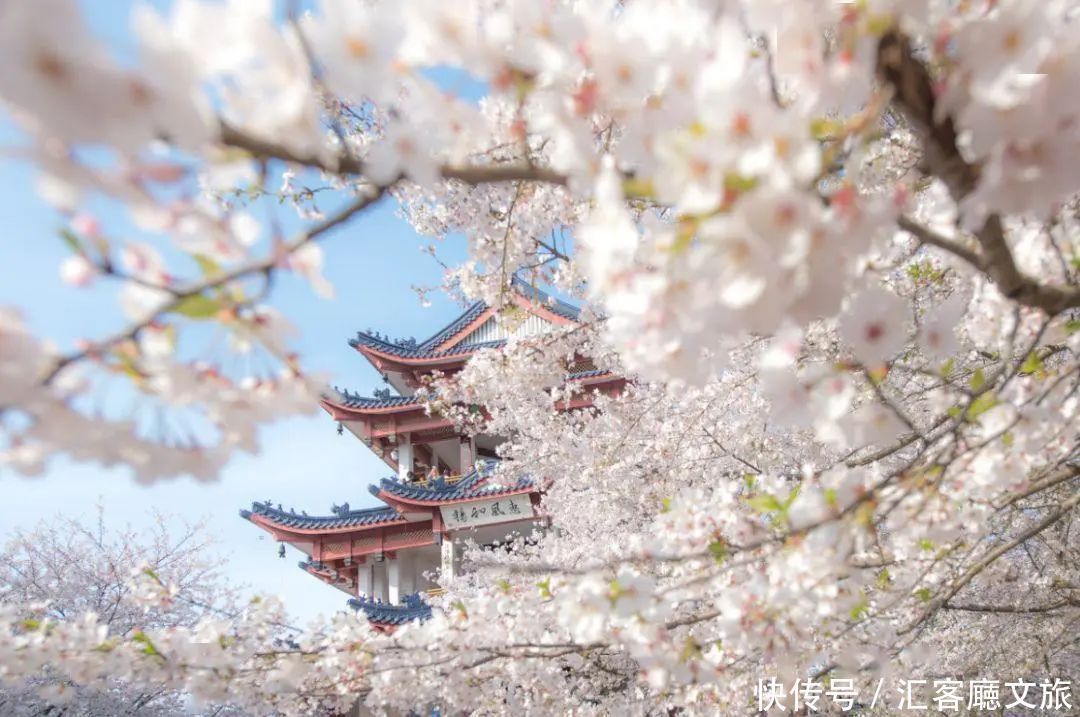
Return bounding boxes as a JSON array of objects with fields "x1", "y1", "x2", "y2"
[{"x1": 409, "y1": 472, "x2": 468, "y2": 488}]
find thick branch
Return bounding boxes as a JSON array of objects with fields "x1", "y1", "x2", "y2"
[
  {"x1": 975, "y1": 215, "x2": 1080, "y2": 313},
  {"x1": 219, "y1": 122, "x2": 568, "y2": 187},
  {"x1": 944, "y1": 599, "x2": 1076, "y2": 614},
  {"x1": 897, "y1": 214, "x2": 984, "y2": 270},
  {"x1": 875, "y1": 31, "x2": 976, "y2": 199},
  {"x1": 878, "y1": 31, "x2": 1080, "y2": 315}
]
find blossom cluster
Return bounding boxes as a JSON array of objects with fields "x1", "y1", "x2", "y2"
[{"x1": 0, "y1": 0, "x2": 1078, "y2": 714}]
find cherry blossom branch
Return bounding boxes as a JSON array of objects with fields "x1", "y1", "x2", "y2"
[
  {"x1": 218, "y1": 122, "x2": 568, "y2": 187},
  {"x1": 878, "y1": 30, "x2": 1080, "y2": 315},
  {"x1": 901, "y1": 488, "x2": 1080, "y2": 634},
  {"x1": 896, "y1": 214, "x2": 984, "y2": 270},
  {"x1": 41, "y1": 187, "x2": 387, "y2": 385}
]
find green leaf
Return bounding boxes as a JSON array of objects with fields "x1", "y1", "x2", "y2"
[
  {"x1": 810, "y1": 117, "x2": 843, "y2": 140},
  {"x1": 867, "y1": 364, "x2": 889, "y2": 385},
  {"x1": 59, "y1": 228, "x2": 82, "y2": 254},
  {"x1": 193, "y1": 254, "x2": 222, "y2": 279},
  {"x1": 679, "y1": 636, "x2": 702, "y2": 663},
  {"x1": 967, "y1": 391, "x2": 998, "y2": 420},
  {"x1": 914, "y1": 587, "x2": 933, "y2": 603},
  {"x1": 876, "y1": 568, "x2": 891, "y2": 589},
  {"x1": 172, "y1": 294, "x2": 220, "y2": 319},
  {"x1": 783, "y1": 484, "x2": 802, "y2": 510},
  {"x1": 969, "y1": 368, "x2": 986, "y2": 392},
  {"x1": 659, "y1": 497, "x2": 672, "y2": 514},
  {"x1": 622, "y1": 178, "x2": 655, "y2": 199},
  {"x1": 707, "y1": 540, "x2": 729, "y2": 565},
  {"x1": 1066, "y1": 319, "x2": 1080, "y2": 335},
  {"x1": 723, "y1": 172, "x2": 758, "y2": 193},
  {"x1": 939, "y1": 357, "x2": 954, "y2": 378},
  {"x1": 746, "y1": 493, "x2": 784, "y2": 514},
  {"x1": 849, "y1": 596, "x2": 869, "y2": 621},
  {"x1": 1019, "y1": 351, "x2": 1044, "y2": 377},
  {"x1": 496, "y1": 578, "x2": 511, "y2": 594},
  {"x1": 131, "y1": 630, "x2": 163, "y2": 658},
  {"x1": 918, "y1": 538, "x2": 934, "y2": 552},
  {"x1": 536, "y1": 578, "x2": 552, "y2": 600},
  {"x1": 824, "y1": 488, "x2": 838, "y2": 508}
]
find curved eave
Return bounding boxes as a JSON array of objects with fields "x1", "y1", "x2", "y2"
[
  {"x1": 352, "y1": 341, "x2": 482, "y2": 370},
  {"x1": 243, "y1": 511, "x2": 408, "y2": 537},
  {"x1": 319, "y1": 394, "x2": 426, "y2": 418},
  {"x1": 301, "y1": 562, "x2": 355, "y2": 595},
  {"x1": 373, "y1": 485, "x2": 536, "y2": 509}
]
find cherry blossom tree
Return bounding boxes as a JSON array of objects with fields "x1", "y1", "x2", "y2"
[
  {"x1": 0, "y1": 0, "x2": 1078, "y2": 714},
  {"x1": 0, "y1": 511, "x2": 246, "y2": 715}
]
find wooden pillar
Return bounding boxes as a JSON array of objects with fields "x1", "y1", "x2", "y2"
[
  {"x1": 397, "y1": 434, "x2": 413, "y2": 481},
  {"x1": 387, "y1": 556, "x2": 400, "y2": 605},
  {"x1": 356, "y1": 562, "x2": 373, "y2": 597},
  {"x1": 459, "y1": 436, "x2": 474, "y2": 473},
  {"x1": 372, "y1": 562, "x2": 387, "y2": 602},
  {"x1": 397, "y1": 551, "x2": 416, "y2": 598}
]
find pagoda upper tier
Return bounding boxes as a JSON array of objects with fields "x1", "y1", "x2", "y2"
[
  {"x1": 347, "y1": 276, "x2": 583, "y2": 385},
  {"x1": 321, "y1": 278, "x2": 625, "y2": 480}
]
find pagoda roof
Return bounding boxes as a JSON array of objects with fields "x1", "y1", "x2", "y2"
[
  {"x1": 240, "y1": 501, "x2": 405, "y2": 532},
  {"x1": 331, "y1": 389, "x2": 423, "y2": 411},
  {"x1": 348, "y1": 592, "x2": 432, "y2": 626},
  {"x1": 349, "y1": 277, "x2": 581, "y2": 361},
  {"x1": 325, "y1": 368, "x2": 617, "y2": 415},
  {"x1": 370, "y1": 459, "x2": 533, "y2": 504}
]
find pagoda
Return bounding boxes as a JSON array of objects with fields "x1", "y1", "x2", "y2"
[{"x1": 241, "y1": 277, "x2": 624, "y2": 631}]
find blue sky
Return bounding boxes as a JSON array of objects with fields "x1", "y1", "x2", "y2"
[{"x1": 0, "y1": 0, "x2": 477, "y2": 623}]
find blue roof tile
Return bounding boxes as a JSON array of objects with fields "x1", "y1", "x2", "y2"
[
  {"x1": 370, "y1": 459, "x2": 533, "y2": 503},
  {"x1": 510, "y1": 275, "x2": 582, "y2": 321},
  {"x1": 329, "y1": 388, "x2": 422, "y2": 410},
  {"x1": 348, "y1": 592, "x2": 432, "y2": 626},
  {"x1": 240, "y1": 501, "x2": 404, "y2": 530},
  {"x1": 349, "y1": 277, "x2": 581, "y2": 359}
]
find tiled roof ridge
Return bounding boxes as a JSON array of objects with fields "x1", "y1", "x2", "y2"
[
  {"x1": 370, "y1": 459, "x2": 534, "y2": 502},
  {"x1": 327, "y1": 367, "x2": 613, "y2": 409},
  {"x1": 509, "y1": 275, "x2": 582, "y2": 321},
  {"x1": 347, "y1": 592, "x2": 433, "y2": 625},
  {"x1": 240, "y1": 500, "x2": 403, "y2": 529},
  {"x1": 349, "y1": 277, "x2": 582, "y2": 357},
  {"x1": 326, "y1": 386, "x2": 423, "y2": 410}
]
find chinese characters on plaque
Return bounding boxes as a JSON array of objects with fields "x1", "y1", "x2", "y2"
[
  {"x1": 755, "y1": 677, "x2": 1072, "y2": 713},
  {"x1": 440, "y1": 494, "x2": 534, "y2": 530}
]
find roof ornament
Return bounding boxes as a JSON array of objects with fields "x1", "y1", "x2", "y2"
[
  {"x1": 373, "y1": 387, "x2": 392, "y2": 399},
  {"x1": 331, "y1": 502, "x2": 351, "y2": 516},
  {"x1": 278, "y1": 543, "x2": 286, "y2": 559},
  {"x1": 337, "y1": 421, "x2": 344, "y2": 435}
]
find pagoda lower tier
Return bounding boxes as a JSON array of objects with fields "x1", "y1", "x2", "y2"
[{"x1": 241, "y1": 460, "x2": 541, "y2": 631}]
